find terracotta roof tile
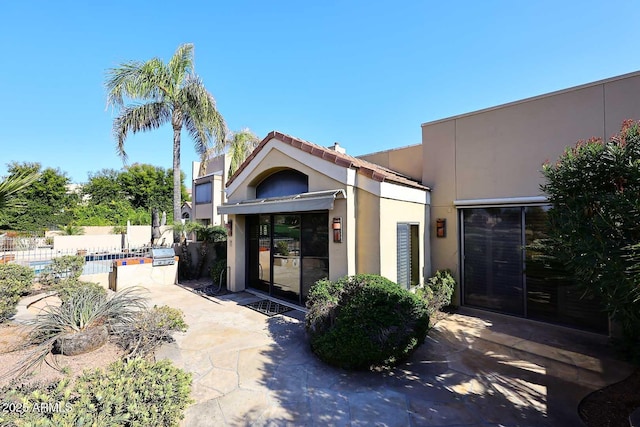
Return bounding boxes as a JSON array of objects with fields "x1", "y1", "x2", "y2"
[{"x1": 226, "y1": 131, "x2": 429, "y2": 191}]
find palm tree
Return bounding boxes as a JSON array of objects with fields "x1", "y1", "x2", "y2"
[
  {"x1": 58, "y1": 224, "x2": 85, "y2": 235},
  {"x1": 226, "y1": 128, "x2": 260, "y2": 177},
  {"x1": 105, "y1": 44, "x2": 226, "y2": 241},
  {"x1": 0, "y1": 169, "x2": 39, "y2": 214}
]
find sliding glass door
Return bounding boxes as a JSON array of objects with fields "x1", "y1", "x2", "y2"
[
  {"x1": 462, "y1": 206, "x2": 608, "y2": 333},
  {"x1": 462, "y1": 208, "x2": 524, "y2": 315}
]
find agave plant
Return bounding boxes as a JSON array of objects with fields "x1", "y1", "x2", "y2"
[
  {"x1": 28, "y1": 286, "x2": 146, "y2": 340},
  {"x1": 6, "y1": 286, "x2": 147, "y2": 380}
]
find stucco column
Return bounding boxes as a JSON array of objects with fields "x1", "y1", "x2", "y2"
[{"x1": 228, "y1": 214, "x2": 245, "y2": 292}]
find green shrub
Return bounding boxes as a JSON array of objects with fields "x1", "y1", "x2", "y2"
[
  {"x1": 541, "y1": 120, "x2": 640, "y2": 360},
  {"x1": 416, "y1": 269, "x2": 456, "y2": 319},
  {"x1": 276, "y1": 241, "x2": 290, "y2": 256},
  {"x1": 39, "y1": 255, "x2": 85, "y2": 288},
  {"x1": 209, "y1": 258, "x2": 227, "y2": 286},
  {"x1": 55, "y1": 279, "x2": 106, "y2": 303},
  {"x1": 116, "y1": 305, "x2": 188, "y2": 359},
  {"x1": 0, "y1": 264, "x2": 34, "y2": 322},
  {"x1": 0, "y1": 359, "x2": 193, "y2": 427},
  {"x1": 305, "y1": 274, "x2": 429, "y2": 370}
]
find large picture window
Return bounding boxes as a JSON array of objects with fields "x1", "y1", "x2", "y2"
[
  {"x1": 461, "y1": 206, "x2": 608, "y2": 333},
  {"x1": 195, "y1": 182, "x2": 212, "y2": 204}
]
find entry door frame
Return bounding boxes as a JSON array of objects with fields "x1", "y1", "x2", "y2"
[{"x1": 246, "y1": 212, "x2": 329, "y2": 306}]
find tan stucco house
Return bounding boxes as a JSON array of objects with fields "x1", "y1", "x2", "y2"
[
  {"x1": 213, "y1": 70, "x2": 640, "y2": 334},
  {"x1": 218, "y1": 131, "x2": 429, "y2": 305},
  {"x1": 362, "y1": 70, "x2": 640, "y2": 334}
]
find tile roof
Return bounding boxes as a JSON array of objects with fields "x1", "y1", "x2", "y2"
[{"x1": 226, "y1": 131, "x2": 429, "y2": 191}]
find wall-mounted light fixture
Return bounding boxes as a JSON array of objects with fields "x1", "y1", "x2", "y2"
[
  {"x1": 436, "y1": 218, "x2": 446, "y2": 238},
  {"x1": 332, "y1": 217, "x2": 342, "y2": 243},
  {"x1": 226, "y1": 220, "x2": 233, "y2": 237}
]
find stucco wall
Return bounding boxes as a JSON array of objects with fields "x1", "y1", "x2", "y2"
[
  {"x1": 422, "y1": 71, "x2": 640, "y2": 283},
  {"x1": 331, "y1": 191, "x2": 354, "y2": 280},
  {"x1": 110, "y1": 261, "x2": 178, "y2": 290},
  {"x1": 378, "y1": 197, "x2": 425, "y2": 284},
  {"x1": 355, "y1": 189, "x2": 380, "y2": 275},
  {"x1": 52, "y1": 225, "x2": 169, "y2": 252},
  {"x1": 226, "y1": 214, "x2": 246, "y2": 292},
  {"x1": 357, "y1": 144, "x2": 423, "y2": 182}
]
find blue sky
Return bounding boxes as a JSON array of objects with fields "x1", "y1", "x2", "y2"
[{"x1": 2, "y1": 1, "x2": 639, "y2": 184}]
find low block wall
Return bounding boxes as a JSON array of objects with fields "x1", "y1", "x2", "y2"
[
  {"x1": 79, "y1": 272, "x2": 110, "y2": 289},
  {"x1": 109, "y1": 257, "x2": 178, "y2": 291}
]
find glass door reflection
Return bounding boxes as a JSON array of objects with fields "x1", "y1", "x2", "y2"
[{"x1": 272, "y1": 215, "x2": 301, "y2": 301}]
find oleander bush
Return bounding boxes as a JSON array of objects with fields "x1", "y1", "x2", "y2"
[
  {"x1": 541, "y1": 120, "x2": 640, "y2": 360},
  {"x1": 305, "y1": 274, "x2": 430, "y2": 370},
  {"x1": 0, "y1": 263, "x2": 34, "y2": 322},
  {"x1": 0, "y1": 358, "x2": 193, "y2": 427}
]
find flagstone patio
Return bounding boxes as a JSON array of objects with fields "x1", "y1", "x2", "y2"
[{"x1": 149, "y1": 282, "x2": 633, "y2": 426}]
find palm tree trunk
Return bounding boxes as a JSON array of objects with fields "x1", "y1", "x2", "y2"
[{"x1": 172, "y1": 111, "x2": 183, "y2": 243}]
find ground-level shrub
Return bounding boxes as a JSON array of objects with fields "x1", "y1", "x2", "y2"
[
  {"x1": 416, "y1": 269, "x2": 456, "y2": 319},
  {"x1": 11, "y1": 287, "x2": 147, "y2": 377},
  {"x1": 305, "y1": 274, "x2": 430, "y2": 370},
  {"x1": 0, "y1": 358, "x2": 193, "y2": 427},
  {"x1": 55, "y1": 279, "x2": 106, "y2": 302},
  {"x1": 0, "y1": 263, "x2": 34, "y2": 322},
  {"x1": 116, "y1": 305, "x2": 188, "y2": 359},
  {"x1": 210, "y1": 258, "x2": 227, "y2": 286},
  {"x1": 39, "y1": 255, "x2": 85, "y2": 288}
]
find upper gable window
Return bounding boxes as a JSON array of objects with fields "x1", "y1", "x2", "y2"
[
  {"x1": 195, "y1": 182, "x2": 212, "y2": 204},
  {"x1": 256, "y1": 170, "x2": 308, "y2": 199}
]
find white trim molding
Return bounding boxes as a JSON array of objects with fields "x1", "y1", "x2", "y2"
[{"x1": 454, "y1": 196, "x2": 548, "y2": 208}]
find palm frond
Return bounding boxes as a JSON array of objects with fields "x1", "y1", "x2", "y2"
[
  {"x1": 0, "y1": 169, "x2": 40, "y2": 211},
  {"x1": 113, "y1": 102, "x2": 171, "y2": 161},
  {"x1": 168, "y1": 43, "x2": 194, "y2": 89},
  {"x1": 227, "y1": 128, "x2": 260, "y2": 176},
  {"x1": 106, "y1": 58, "x2": 170, "y2": 107},
  {"x1": 181, "y1": 75, "x2": 227, "y2": 159}
]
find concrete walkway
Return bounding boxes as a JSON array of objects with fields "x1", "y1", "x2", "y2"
[{"x1": 147, "y1": 282, "x2": 633, "y2": 427}]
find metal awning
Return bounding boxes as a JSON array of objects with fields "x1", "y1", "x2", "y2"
[{"x1": 218, "y1": 189, "x2": 346, "y2": 215}]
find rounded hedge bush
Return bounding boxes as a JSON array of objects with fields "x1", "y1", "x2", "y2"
[
  {"x1": 305, "y1": 274, "x2": 430, "y2": 370},
  {"x1": 0, "y1": 263, "x2": 34, "y2": 322}
]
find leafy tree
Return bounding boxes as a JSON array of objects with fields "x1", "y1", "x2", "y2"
[
  {"x1": 0, "y1": 163, "x2": 76, "y2": 231},
  {"x1": 79, "y1": 164, "x2": 188, "y2": 226},
  {"x1": 81, "y1": 169, "x2": 123, "y2": 205},
  {"x1": 106, "y1": 43, "x2": 226, "y2": 241},
  {"x1": 226, "y1": 128, "x2": 260, "y2": 177},
  {"x1": 541, "y1": 120, "x2": 640, "y2": 359},
  {"x1": 118, "y1": 163, "x2": 188, "y2": 214},
  {"x1": 72, "y1": 200, "x2": 150, "y2": 226}
]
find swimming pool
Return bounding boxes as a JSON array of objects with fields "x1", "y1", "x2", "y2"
[{"x1": 29, "y1": 260, "x2": 112, "y2": 276}]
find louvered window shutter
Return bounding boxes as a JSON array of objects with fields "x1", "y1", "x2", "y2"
[{"x1": 397, "y1": 223, "x2": 410, "y2": 289}]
